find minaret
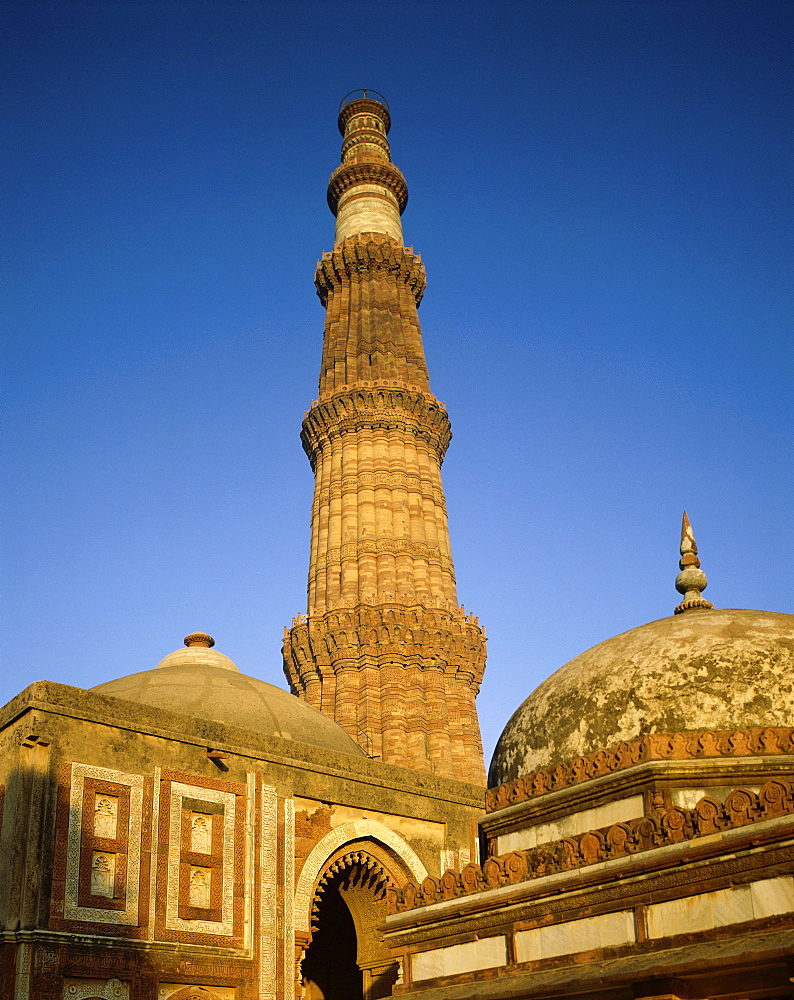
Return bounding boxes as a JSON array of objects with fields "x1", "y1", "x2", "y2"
[{"x1": 283, "y1": 91, "x2": 486, "y2": 784}]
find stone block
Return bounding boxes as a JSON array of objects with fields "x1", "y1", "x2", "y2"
[
  {"x1": 515, "y1": 909, "x2": 635, "y2": 963},
  {"x1": 411, "y1": 936, "x2": 506, "y2": 981}
]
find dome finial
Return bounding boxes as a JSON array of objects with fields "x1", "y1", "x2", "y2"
[
  {"x1": 674, "y1": 512, "x2": 714, "y2": 614},
  {"x1": 184, "y1": 632, "x2": 215, "y2": 648}
]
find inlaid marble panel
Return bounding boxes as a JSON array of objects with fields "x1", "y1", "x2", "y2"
[
  {"x1": 190, "y1": 813, "x2": 212, "y2": 853},
  {"x1": 91, "y1": 852, "x2": 116, "y2": 897},
  {"x1": 259, "y1": 783, "x2": 278, "y2": 1000},
  {"x1": 165, "y1": 781, "x2": 236, "y2": 936},
  {"x1": 64, "y1": 763, "x2": 144, "y2": 925},
  {"x1": 93, "y1": 796, "x2": 119, "y2": 839}
]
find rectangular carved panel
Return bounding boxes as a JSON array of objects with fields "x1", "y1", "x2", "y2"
[
  {"x1": 50, "y1": 763, "x2": 150, "y2": 936},
  {"x1": 155, "y1": 770, "x2": 245, "y2": 946}
]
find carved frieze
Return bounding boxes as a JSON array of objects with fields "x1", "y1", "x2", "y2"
[
  {"x1": 486, "y1": 726, "x2": 794, "y2": 811},
  {"x1": 314, "y1": 235, "x2": 424, "y2": 305},
  {"x1": 62, "y1": 978, "x2": 129, "y2": 1000},
  {"x1": 390, "y1": 777, "x2": 794, "y2": 912},
  {"x1": 284, "y1": 602, "x2": 486, "y2": 680}
]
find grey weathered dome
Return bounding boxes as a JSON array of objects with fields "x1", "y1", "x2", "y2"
[
  {"x1": 93, "y1": 644, "x2": 365, "y2": 757},
  {"x1": 489, "y1": 609, "x2": 794, "y2": 787}
]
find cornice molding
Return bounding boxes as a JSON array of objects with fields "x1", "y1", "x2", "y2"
[
  {"x1": 284, "y1": 602, "x2": 486, "y2": 685},
  {"x1": 338, "y1": 98, "x2": 391, "y2": 134},
  {"x1": 487, "y1": 726, "x2": 794, "y2": 812},
  {"x1": 327, "y1": 161, "x2": 408, "y2": 216},
  {"x1": 314, "y1": 234, "x2": 425, "y2": 306},
  {"x1": 388, "y1": 777, "x2": 794, "y2": 914},
  {"x1": 301, "y1": 385, "x2": 451, "y2": 469}
]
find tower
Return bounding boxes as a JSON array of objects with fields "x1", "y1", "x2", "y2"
[{"x1": 283, "y1": 91, "x2": 486, "y2": 783}]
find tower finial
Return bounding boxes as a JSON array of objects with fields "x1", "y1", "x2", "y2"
[{"x1": 674, "y1": 511, "x2": 714, "y2": 614}]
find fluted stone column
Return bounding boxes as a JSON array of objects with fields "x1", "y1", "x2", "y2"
[{"x1": 283, "y1": 92, "x2": 486, "y2": 784}]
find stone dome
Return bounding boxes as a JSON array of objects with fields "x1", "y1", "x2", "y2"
[
  {"x1": 92, "y1": 634, "x2": 365, "y2": 757},
  {"x1": 489, "y1": 609, "x2": 794, "y2": 787},
  {"x1": 154, "y1": 644, "x2": 240, "y2": 672}
]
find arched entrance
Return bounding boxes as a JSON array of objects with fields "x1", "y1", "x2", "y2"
[{"x1": 300, "y1": 846, "x2": 403, "y2": 1000}]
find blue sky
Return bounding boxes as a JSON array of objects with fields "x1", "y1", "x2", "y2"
[{"x1": 3, "y1": 0, "x2": 792, "y2": 765}]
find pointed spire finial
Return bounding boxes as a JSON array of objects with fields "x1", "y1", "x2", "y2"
[{"x1": 674, "y1": 512, "x2": 714, "y2": 614}]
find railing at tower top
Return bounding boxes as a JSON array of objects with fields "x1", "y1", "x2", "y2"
[{"x1": 339, "y1": 89, "x2": 389, "y2": 113}]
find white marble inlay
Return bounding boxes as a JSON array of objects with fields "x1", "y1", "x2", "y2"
[
  {"x1": 90, "y1": 852, "x2": 116, "y2": 897},
  {"x1": 63, "y1": 978, "x2": 128, "y2": 1000},
  {"x1": 412, "y1": 936, "x2": 506, "y2": 981},
  {"x1": 259, "y1": 783, "x2": 278, "y2": 1000},
  {"x1": 190, "y1": 812, "x2": 212, "y2": 853},
  {"x1": 335, "y1": 186, "x2": 403, "y2": 244},
  {"x1": 647, "y1": 877, "x2": 794, "y2": 939},
  {"x1": 93, "y1": 795, "x2": 119, "y2": 838},
  {"x1": 672, "y1": 785, "x2": 761, "y2": 810},
  {"x1": 497, "y1": 795, "x2": 644, "y2": 854},
  {"x1": 284, "y1": 797, "x2": 295, "y2": 994},
  {"x1": 516, "y1": 909, "x2": 635, "y2": 963},
  {"x1": 188, "y1": 866, "x2": 211, "y2": 908},
  {"x1": 165, "y1": 781, "x2": 236, "y2": 935},
  {"x1": 158, "y1": 986, "x2": 234, "y2": 1000},
  {"x1": 751, "y1": 875, "x2": 794, "y2": 919},
  {"x1": 64, "y1": 763, "x2": 144, "y2": 925}
]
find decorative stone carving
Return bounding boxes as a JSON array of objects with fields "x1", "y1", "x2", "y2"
[
  {"x1": 190, "y1": 813, "x2": 212, "y2": 853},
  {"x1": 300, "y1": 385, "x2": 451, "y2": 469},
  {"x1": 93, "y1": 796, "x2": 118, "y2": 839},
  {"x1": 91, "y1": 852, "x2": 116, "y2": 897},
  {"x1": 155, "y1": 772, "x2": 246, "y2": 945},
  {"x1": 390, "y1": 777, "x2": 794, "y2": 913},
  {"x1": 189, "y1": 867, "x2": 211, "y2": 909},
  {"x1": 486, "y1": 726, "x2": 794, "y2": 811},
  {"x1": 56, "y1": 763, "x2": 145, "y2": 929},
  {"x1": 62, "y1": 978, "x2": 128, "y2": 1000}
]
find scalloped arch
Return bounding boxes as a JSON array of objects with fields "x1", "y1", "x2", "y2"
[{"x1": 294, "y1": 819, "x2": 428, "y2": 933}]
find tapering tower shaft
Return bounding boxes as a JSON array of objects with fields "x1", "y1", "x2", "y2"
[{"x1": 283, "y1": 93, "x2": 486, "y2": 783}]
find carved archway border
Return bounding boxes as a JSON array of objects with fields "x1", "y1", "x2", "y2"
[
  {"x1": 310, "y1": 849, "x2": 393, "y2": 957},
  {"x1": 294, "y1": 819, "x2": 428, "y2": 934}
]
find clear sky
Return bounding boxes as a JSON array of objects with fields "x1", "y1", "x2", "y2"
[{"x1": 3, "y1": 0, "x2": 792, "y2": 767}]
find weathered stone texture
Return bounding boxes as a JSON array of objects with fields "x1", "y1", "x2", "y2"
[{"x1": 490, "y1": 609, "x2": 794, "y2": 784}]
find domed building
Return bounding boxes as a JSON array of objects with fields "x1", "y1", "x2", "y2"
[
  {"x1": 491, "y1": 605, "x2": 794, "y2": 785},
  {"x1": 92, "y1": 632, "x2": 365, "y2": 756},
  {"x1": 385, "y1": 518, "x2": 794, "y2": 1000},
  {"x1": 2, "y1": 94, "x2": 793, "y2": 1000},
  {"x1": 0, "y1": 627, "x2": 482, "y2": 1000}
]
